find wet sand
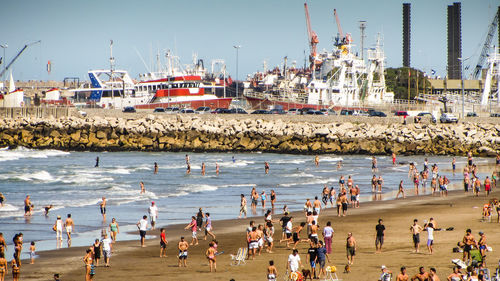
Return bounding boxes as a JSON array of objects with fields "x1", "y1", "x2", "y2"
[{"x1": 16, "y1": 165, "x2": 500, "y2": 281}]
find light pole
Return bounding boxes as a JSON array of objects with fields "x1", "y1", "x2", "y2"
[
  {"x1": 0, "y1": 44, "x2": 7, "y2": 87},
  {"x1": 233, "y1": 45, "x2": 241, "y2": 97},
  {"x1": 458, "y1": 56, "x2": 472, "y2": 118}
]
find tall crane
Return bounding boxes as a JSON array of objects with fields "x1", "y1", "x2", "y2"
[
  {"x1": 304, "y1": 3, "x2": 319, "y2": 69},
  {"x1": 471, "y1": 11, "x2": 498, "y2": 80},
  {"x1": 334, "y1": 9, "x2": 344, "y2": 43},
  {"x1": 0, "y1": 40, "x2": 41, "y2": 78}
]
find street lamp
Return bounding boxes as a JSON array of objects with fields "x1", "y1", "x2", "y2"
[
  {"x1": 233, "y1": 45, "x2": 241, "y2": 97},
  {"x1": 0, "y1": 44, "x2": 7, "y2": 86},
  {"x1": 458, "y1": 55, "x2": 472, "y2": 118}
]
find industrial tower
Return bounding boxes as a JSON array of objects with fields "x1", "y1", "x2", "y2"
[
  {"x1": 402, "y1": 3, "x2": 411, "y2": 67},
  {"x1": 447, "y1": 2, "x2": 462, "y2": 79}
]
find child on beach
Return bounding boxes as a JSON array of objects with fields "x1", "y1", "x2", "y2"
[
  {"x1": 29, "y1": 241, "x2": 35, "y2": 264},
  {"x1": 205, "y1": 242, "x2": 216, "y2": 272},
  {"x1": 185, "y1": 216, "x2": 198, "y2": 246},
  {"x1": 160, "y1": 228, "x2": 168, "y2": 258}
]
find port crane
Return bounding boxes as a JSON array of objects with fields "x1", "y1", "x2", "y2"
[
  {"x1": 471, "y1": 11, "x2": 498, "y2": 79},
  {"x1": 304, "y1": 3, "x2": 320, "y2": 69},
  {"x1": 333, "y1": 9, "x2": 344, "y2": 45},
  {"x1": 0, "y1": 40, "x2": 41, "y2": 78}
]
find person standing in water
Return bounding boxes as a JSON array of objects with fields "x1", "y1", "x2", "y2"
[
  {"x1": 314, "y1": 155, "x2": 319, "y2": 167},
  {"x1": 186, "y1": 163, "x2": 191, "y2": 175},
  {"x1": 238, "y1": 194, "x2": 247, "y2": 219},
  {"x1": 24, "y1": 195, "x2": 31, "y2": 216},
  {"x1": 140, "y1": 182, "x2": 145, "y2": 194},
  {"x1": 201, "y1": 163, "x2": 206, "y2": 176},
  {"x1": 109, "y1": 218, "x2": 119, "y2": 241},
  {"x1": 148, "y1": 202, "x2": 158, "y2": 230},
  {"x1": 95, "y1": 157, "x2": 99, "y2": 168},
  {"x1": 99, "y1": 197, "x2": 107, "y2": 221},
  {"x1": 265, "y1": 162, "x2": 270, "y2": 174},
  {"x1": 154, "y1": 162, "x2": 158, "y2": 174},
  {"x1": 392, "y1": 153, "x2": 396, "y2": 166},
  {"x1": 215, "y1": 163, "x2": 219, "y2": 176}
]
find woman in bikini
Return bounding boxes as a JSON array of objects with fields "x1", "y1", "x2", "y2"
[
  {"x1": 11, "y1": 258, "x2": 19, "y2": 281},
  {"x1": 0, "y1": 252, "x2": 7, "y2": 281},
  {"x1": 206, "y1": 242, "x2": 217, "y2": 272},
  {"x1": 84, "y1": 249, "x2": 93, "y2": 281}
]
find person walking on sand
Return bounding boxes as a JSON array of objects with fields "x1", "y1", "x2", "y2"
[
  {"x1": 346, "y1": 232, "x2": 356, "y2": 265},
  {"x1": 265, "y1": 162, "x2": 270, "y2": 174},
  {"x1": 29, "y1": 242, "x2": 35, "y2": 264},
  {"x1": 10, "y1": 258, "x2": 19, "y2": 281},
  {"x1": 426, "y1": 223, "x2": 434, "y2": 254},
  {"x1": 206, "y1": 241, "x2": 217, "y2": 272},
  {"x1": 185, "y1": 216, "x2": 198, "y2": 246},
  {"x1": 101, "y1": 233, "x2": 112, "y2": 267},
  {"x1": 204, "y1": 213, "x2": 216, "y2": 240},
  {"x1": 375, "y1": 219, "x2": 385, "y2": 253},
  {"x1": 109, "y1": 218, "x2": 119, "y2": 241},
  {"x1": 99, "y1": 197, "x2": 107, "y2": 221},
  {"x1": 160, "y1": 228, "x2": 168, "y2": 258},
  {"x1": 322, "y1": 221, "x2": 334, "y2": 254},
  {"x1": 410, "y1": 219, "x2": 423, "y2": 253},
  {"x1": 287, "y1": 249, "x2": 302, "y2": 273},
  {"x1": 92, "y1": 239, "x2": 101, "y2": 267},
  {"x1": 148, "y1": 202, "x2": 158, "y2": 230},
  {"x1": 484, "y1": 176, "x2": 492, "y2": 196},
  {"x1": 178, "y1": 237, "x2": 189, "y2": 267},
  {"x1": 238, "y1": 194, "x2": 247, "y2": 219},
  {"x1": 136, "y1": 215, "x2": 148, "y2": 247},
  {"x1": 64, "y1": 214, "x2": 74, "y2": 245},
  {"x1": 267, "y1": 260, "x2": 278, "y2": 281},
  {"x1": 196, "y1": 208, "x2": 204, "y2": 232}
]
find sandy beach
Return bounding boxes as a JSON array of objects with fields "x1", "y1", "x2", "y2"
[{"x1": 9, "y1": 162, "x2": 497, "y2": 281}]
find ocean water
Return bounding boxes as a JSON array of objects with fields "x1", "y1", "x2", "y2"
[{"x1": 0, "y1": 147, "x2": 492, "y2": 260}]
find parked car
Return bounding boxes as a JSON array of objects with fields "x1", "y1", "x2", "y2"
[
  {"x1": 298, "y1": 107, "x2": 315, "y2": 115},
  {"x1": 490, "y1": 113, "x2": 500, "y2": 117},
  {"x1": 165, "y1": 107, "x2": 180, "y2": 114},
  {"x1": 251, "y1": 110, "x2": 270, "y2": 114},
  {"x1": 305, "y1": 110, "x2": 325, "y2": 115},
  {"x1": 122, "y1": 106, "x2": 136, "y2": 113},
  {"x1": 340, "y1": 109, "x2": 354, "y2": 116},
  {"x1": 269, "y1": 108, "x2": 286, "y2": 115},
  {"x1": 466, "y1": 112, "x2": 478, "y2": 117},
  {"x1": 394, "y1": 111, "x2": 409, "y2": 116},
  {"x1": 153, "y1": 107, "x2": 165, "y2": 113},
  {"x1": 211, "y1": 108, "x2": 230, "y2": 114},
  {"x1": 195, "y1": 106, "x2": 211, "y2": 114},
  {"x1": 228, "y1": 108, "x2": 248, "y2": 114},
  {"x1": 369, "y1": 111, "x2": 387, "y2": 117},
  {"x1": 320, "y1": 108, "x2": 336, "y2": 115},
  {"x1": 416, "y1": 112, "x2": 436, "y2": 123},
  {"x1": 287, "y1": 108, "x2": 299, "y2": 115},
  {"x1": 440, "y1": 113, "x2": 459, "y2": 123},
  {"x1": 179, "y1": 108, "x2": 195, "y2": 114},
  {"x1": 353, "y1": 110, "x2": 369, "y2": 116}
]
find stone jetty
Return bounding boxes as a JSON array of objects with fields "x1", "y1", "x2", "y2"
[{"x1": 0, "y1": 115, "x2": 499, "y2": 156}]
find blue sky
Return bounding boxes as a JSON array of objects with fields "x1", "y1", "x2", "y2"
[{"x1": 1, "y1": 0, "x2": 497, "y2": 81}]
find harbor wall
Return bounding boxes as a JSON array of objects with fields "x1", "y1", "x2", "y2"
[{"x1": 0, "y1": 115, "x2": 499, "y2": 156}]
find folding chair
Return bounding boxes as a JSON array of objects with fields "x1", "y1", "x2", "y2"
[
  {"x1": 230, "y1": 247, "x2": 248, "y2": 266},
  {"x1": 324, "y1": 265, "x2": 341, "y2": 281}
]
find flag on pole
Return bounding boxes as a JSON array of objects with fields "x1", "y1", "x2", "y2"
[{"x1": 47, "y1": 60, "x2": 51, "y2": 74}]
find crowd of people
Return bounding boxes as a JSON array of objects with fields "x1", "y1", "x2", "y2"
[{"x1": 1, "y1": 152, "x2": 499, "y2": 281}]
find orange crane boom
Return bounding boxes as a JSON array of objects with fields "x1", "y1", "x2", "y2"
[
  {"x1": 333, "y1": 9, "x2": 344, "y2": 41},
  {"x1": 304, "y1": 3, "x2": 319, "y2": 66}
]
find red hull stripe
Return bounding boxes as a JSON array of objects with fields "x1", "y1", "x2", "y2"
[{"x1": 134, "y1": 98, "x2": 232, "y2": 109}]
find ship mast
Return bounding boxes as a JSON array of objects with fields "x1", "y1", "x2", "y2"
[{"x1": 110, "y1": 40, "x2": 115, "y2": 104}]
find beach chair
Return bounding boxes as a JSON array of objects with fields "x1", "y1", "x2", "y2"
[
  {"x1": 324, "y1": 265, "x2": 341, "y2": 281},
  {"x1": 452, "y1": 259, "x2": 467, "y2": 269},
  {"x1": 230, "y1": 247, "x2": 248, "y2": 266}
]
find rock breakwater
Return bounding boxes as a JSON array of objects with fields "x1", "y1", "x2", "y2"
[{"x1": 0, "y1": 115, "x2": 499, "y2": 156}]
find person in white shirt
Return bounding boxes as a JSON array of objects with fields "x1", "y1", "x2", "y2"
[
  {"x1": 287, "y1": 249, "x2": 302, "y2": 273},
  {"x1": 322, "y1": 221, "x2": 334, "y2": 254},
  {"x1": 136, "y1": 215, "x2": 148, "y2": 247},
  {"x1": 148, "y1": 202, "x2": 159, "y2": 230},
  {"x1": 101, "y1": 234, "x2": 113, "y2": 267},
  {"x1": 426, "y1": 223, "x2": 434, "y2": 254},
  {"x1": 55, "y1": 216, "x2": 63, "y2": 240}
]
